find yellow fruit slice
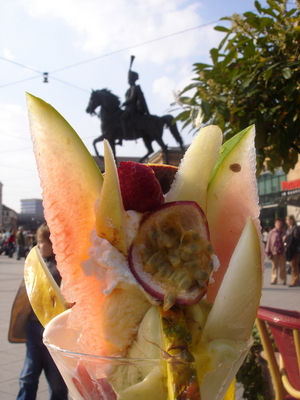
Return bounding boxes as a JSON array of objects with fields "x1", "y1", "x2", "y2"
[
  {"x1": 159, "y1": 305, "x2": 200, "y2": 400},
  {"x1": 96, "y1": 140, "x2": 127, "y2": 255},
  {"x1": 24, "y1": 246, "x2": 69, "y2": 327}
]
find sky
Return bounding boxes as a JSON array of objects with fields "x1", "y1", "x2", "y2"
[{"x1": 0, "y1": 0, "x2": 270, "y2": 213}]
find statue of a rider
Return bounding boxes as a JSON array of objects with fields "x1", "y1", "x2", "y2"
[{"x1": 120, "y1": 56, "x2": 149, "y2": 145}]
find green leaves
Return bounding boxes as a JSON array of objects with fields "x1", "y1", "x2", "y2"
[
  {"x1": 175, "y1": 0, "x2": 300, "y2": 174},
  {"x1": 282, "y1": 67, "x2": 292, "y2": 79}
]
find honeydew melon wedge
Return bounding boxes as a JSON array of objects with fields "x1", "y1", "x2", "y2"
[
  {"x1": 24, "y1": 246, "x2": 69, "y2": 327},
  {"x1": 202, "y1": 218, "x2": 262, "y2": 342},
  {"x1": 26, "y1": 93, "x2": 103, "y2": 302},
  {"x1": 165, "y1": 125, "x2": 222, "y2": 213},
  {"x1": 96, "y1": 140, "x2": 127, "y2": 255},
  {"x1": 197, "y1": 218, "x2": 262, "y2": 400},
  {"x1": 206, "y1": 125, "x2": 261, "y2": 302}
]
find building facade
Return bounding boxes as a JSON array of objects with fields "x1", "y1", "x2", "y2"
[
  {"x1": 2, "y1": 205, "x2": 18, "y2": 232},
  {"x1": 20, "y1": 199, "x2": 44, "y2": 215},
  {"x1": 259, "y1": 155, "x2": 300, "y2": 228}
]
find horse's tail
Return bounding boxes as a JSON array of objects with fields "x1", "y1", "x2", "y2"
[{"x1": 162, "y1": 115, "x2": 184, "y2": 151}]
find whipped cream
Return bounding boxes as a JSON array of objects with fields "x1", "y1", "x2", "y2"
[{"x1": 82, "y1": 210, "x2": 143, "y2": 295}]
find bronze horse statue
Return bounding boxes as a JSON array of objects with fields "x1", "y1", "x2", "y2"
[{"x1": 86, "y1": 89, "x2": 184, "y2": 163}]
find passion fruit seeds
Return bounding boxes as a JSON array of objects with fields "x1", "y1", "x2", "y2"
[{"x1": 129, "y1": 201, "x2": 214, "y2": 310}]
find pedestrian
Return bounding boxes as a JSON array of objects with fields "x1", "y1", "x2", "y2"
[
  {"x1": 7, "y1": 229, "x2": 16, "y2": 258},
  {"x1": 16, "y1": 226, "x2": 26, "y2": 260},
  {"x1": 285, "y1": 215, "x2": 300, "y2": 287},
  {"x1": 262, "y1": 228, "x2": 269, "y2": 247},
  {"x1": 265, "y1": 218, "x2": 286, "y2": 285},
  {"x1": 8, "y1": 223, "x2": 68, "y2": 400}
]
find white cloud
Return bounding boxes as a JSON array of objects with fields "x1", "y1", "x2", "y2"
[
  {"x1": 19, "y1": 0, "x2": 222, "y2": 64},
  {"x1": 152, "y1": 76, "x2": 176, "y2": 103},
  {"x1": 2, "y1": 48, "x2": 15, "y2": 60}
]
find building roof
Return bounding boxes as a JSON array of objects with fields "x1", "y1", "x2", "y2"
[{"x1": 2, "y1": 204, "x2": 17, "y2": 214}]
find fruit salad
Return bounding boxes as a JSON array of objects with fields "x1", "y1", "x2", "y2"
[{"x1": 25, "y1": 93, "x2": 263, "y2": 400}]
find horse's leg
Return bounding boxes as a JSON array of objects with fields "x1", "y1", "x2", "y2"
[
  {"x1": 139, "y1": 137, "x2": 154, "y2": 163},
  {"x1": 93, "y1": 135, "x2": 105, "y2": 158},
  {"x1": 162, "y1": 115, "x2": 184, "y2": 151},
  {"x1": 143, "y1": 116, "x2": 169, "y2": 164},
  {"x1": 109, "y1": 139, "x2": 117, "y2": 160},
  {"x1": 155, "y1": 136, "x2": 169, "y2": 164}
]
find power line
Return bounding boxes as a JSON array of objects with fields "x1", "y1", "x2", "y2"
[
  {"x1": 0, "y1": 56, "x2": 42, "y2": 74},
  {"x1": 0, "y1": 74, "x2": 42, "y2": 89},
  {"x1": 50, "y1": 76, "x2": 89, "y2": 92},
  {"x1": 49, "y1": 21, "x2": 219, "y2": 74},
  {"x1": 0, "y1": 20, "x2": 220, "y2": 90}
]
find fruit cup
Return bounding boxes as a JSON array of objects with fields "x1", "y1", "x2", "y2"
[
  {"x1": 25, "y1": 94, "x2": 263, "y2": 400},
  {"x1": 43, "y1": 309, "x2": 253, "y2": 400}
]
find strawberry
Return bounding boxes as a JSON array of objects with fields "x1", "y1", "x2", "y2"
[{"x1": 118, "y1": 161, "x2": 164, "y2": 212}]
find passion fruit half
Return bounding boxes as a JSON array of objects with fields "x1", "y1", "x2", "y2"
[{"x1": 129, "y1": 201, "x2": 213, "y2": 310}]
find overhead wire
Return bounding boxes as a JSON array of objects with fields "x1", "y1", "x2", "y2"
[
  {"x1": 0, "y1": 75, "x2": 43, "y2": 89},
  {"x1": 0, "y1": 2, "x2": 297, "y2": 90},
  {"x1": 0, "y1": 56, "x2": 42, "y2": 74},
  {"x1": 50, "y1": 76, "x2": 90, "y2": 92},
  {"x1": 49, "y1": 20, "x2": 220, "y2": 74},
  {"x1": 0, "y1": 20, "x2": 220, "y2": 91}
]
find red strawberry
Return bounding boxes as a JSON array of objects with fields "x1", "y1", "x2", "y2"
[{"x1": 118, "y1": 161, "x2": 164, "y2": 212}]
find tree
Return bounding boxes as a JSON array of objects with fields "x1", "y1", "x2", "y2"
[{"x1": 175, "y1": 0, "x2": 300, "y2": 173}]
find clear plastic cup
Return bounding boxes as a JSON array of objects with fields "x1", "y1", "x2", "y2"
[{"x1": 44, "y1": 310, "x2": 251, "y2": 400}]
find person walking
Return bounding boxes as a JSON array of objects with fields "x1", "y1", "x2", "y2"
[
  {"x1": 7, "y1": 229, "x2": 16, "y2": 258},
  {"x1": 9, "y1": 223, "x2": 68, "y2": 400},
  {"x1": 16, "y1": 226, "x2": 26, "y2": 260},
  {"x1": 265, "y1": 218, "x2": 286, "y2": 285},
  {"x1": 285, "y1": 215, "x2": 300, "y2": 287}
]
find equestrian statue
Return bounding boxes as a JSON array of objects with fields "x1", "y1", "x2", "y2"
[{"x1": 86, "y1": 56, "x2": 184, "y2": 164}]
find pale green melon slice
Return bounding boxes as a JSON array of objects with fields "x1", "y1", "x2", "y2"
[
  {"x1": 165, "y1": 125, "x2": 222, "y2": 213},
  {"x1": 201, "y1": 217, "x2": 262, "y2": 342},
  {"x1": 96, "y1": 140, "x2": 127, "y2": 255}
]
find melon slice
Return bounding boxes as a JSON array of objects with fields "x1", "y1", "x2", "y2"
[
  {"x1": 26, "y1": 93, "x2": 103, "y2": 302},
  {"x1": 202, "y1": 217, "x2": 262, "y2": 342},
  {"x1": 165, "y1": 125, "x2": 222, "y2": 213},
  {"x1": 206, "y1": 125, "x2": 261, "y2": 302},
  {"x1": 24, "y1": 246, "x2": 69, "y2": 327},
  {"x1": 96, "y1": 140, "x2": 127, "y2": 255}
]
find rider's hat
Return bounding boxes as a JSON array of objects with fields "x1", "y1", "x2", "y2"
[
  {"x1": 128, "y1": 70, "x2": 139, "y2": 81},
  {"x1": 128, "y1": 55, "x2": 139, "y2": 82}
]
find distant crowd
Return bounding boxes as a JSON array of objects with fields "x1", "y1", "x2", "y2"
[
  {"x1": 263, "y1": 215, "x2": 300, "y2": 287},
  {"x1": 0, "y1": 227, "x2": 37, "y2": 260}
]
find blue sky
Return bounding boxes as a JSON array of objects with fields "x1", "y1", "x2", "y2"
[{"x1": 0, "y1": 0, "x2": 270, "y2": 213}]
